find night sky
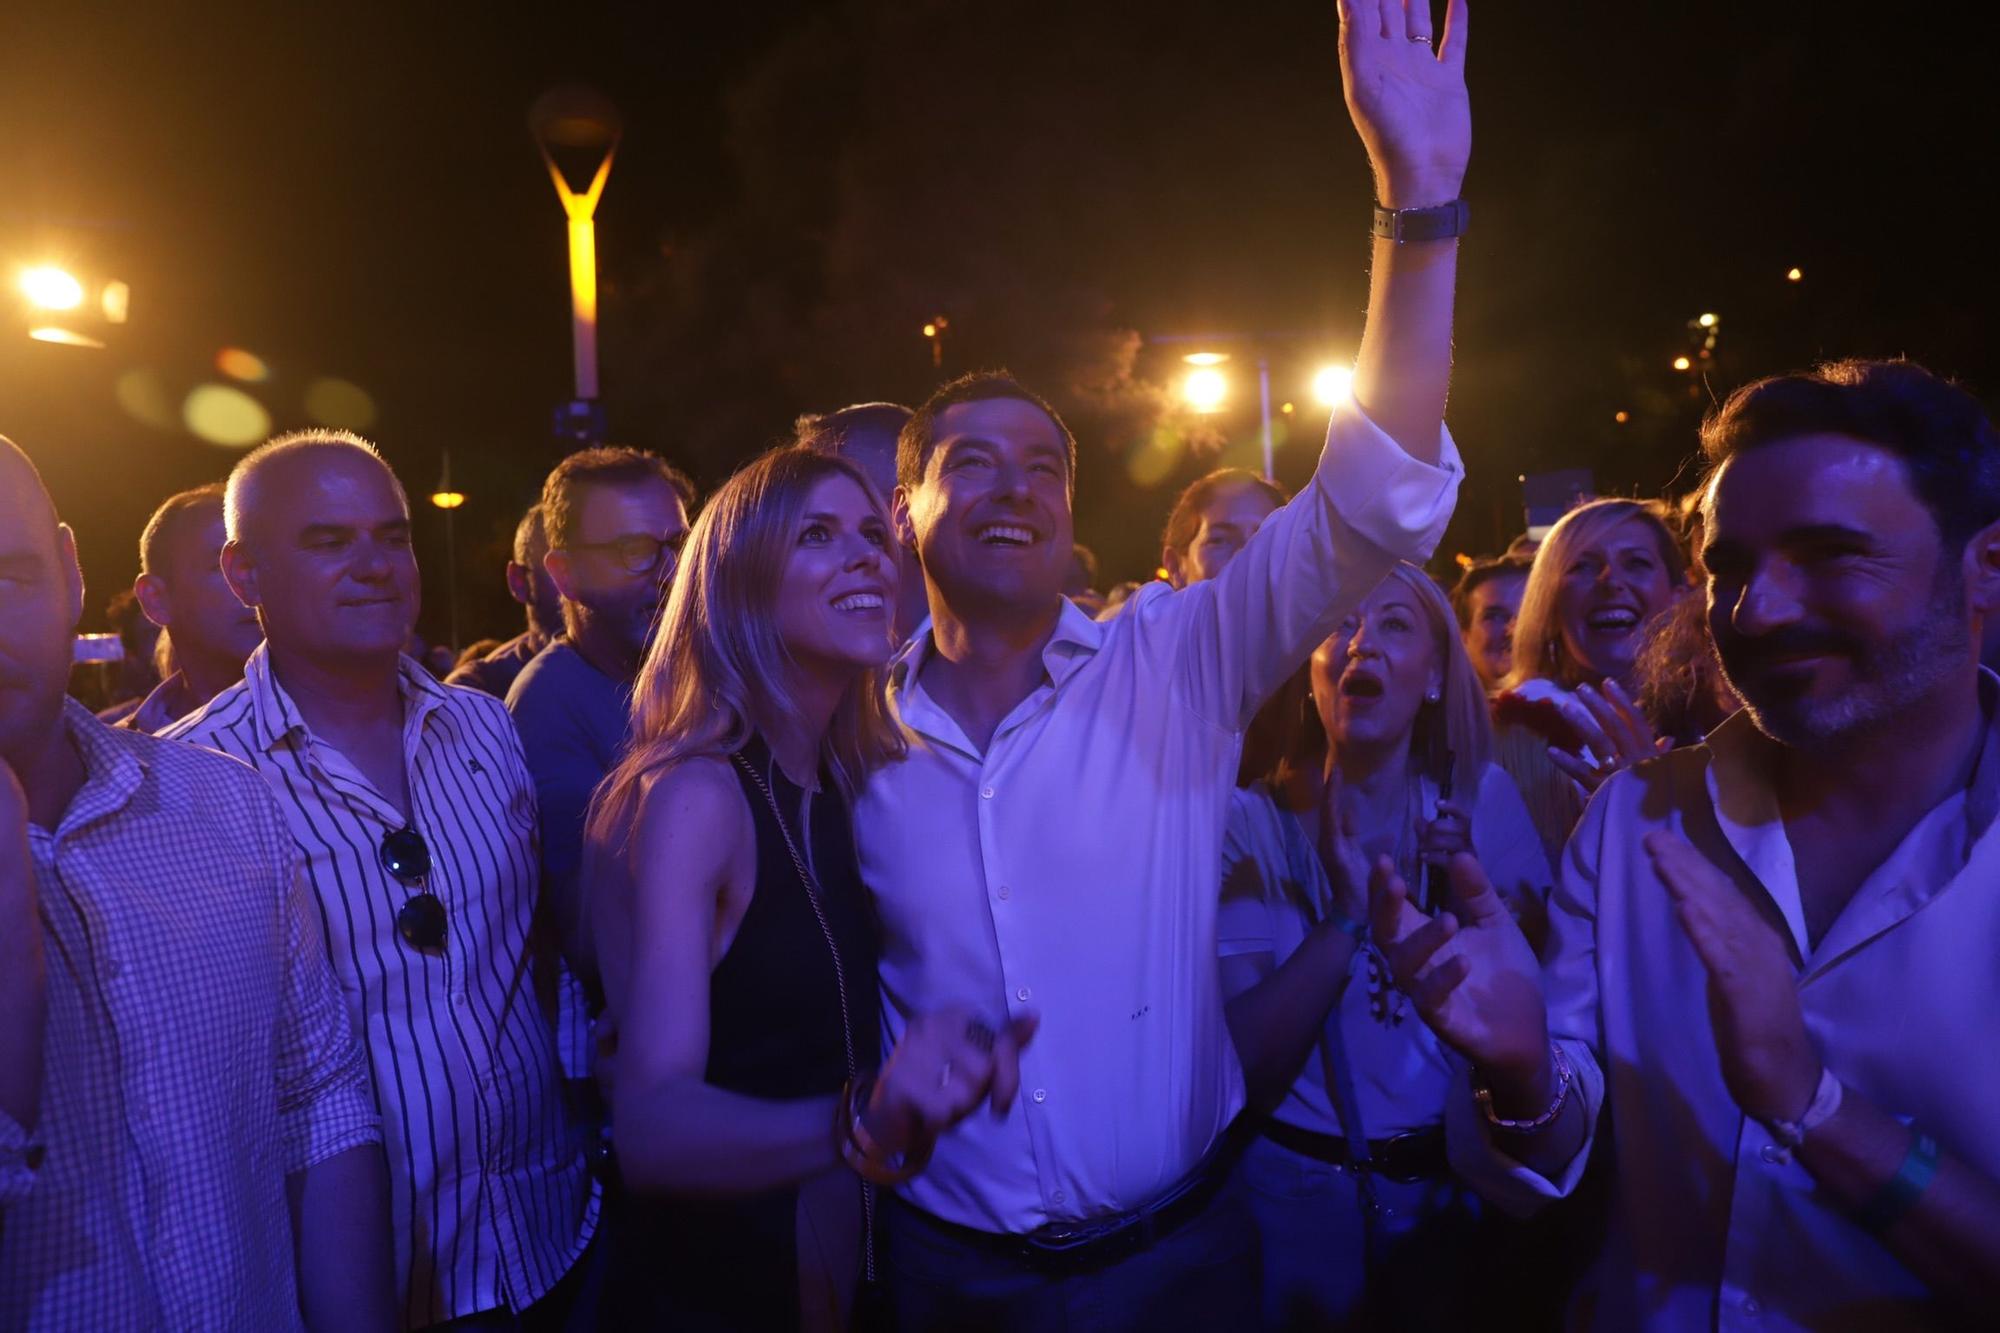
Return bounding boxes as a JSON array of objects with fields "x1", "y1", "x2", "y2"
[{"x1": 5, "y1": 1, "x2": 1996, "y2": 644}]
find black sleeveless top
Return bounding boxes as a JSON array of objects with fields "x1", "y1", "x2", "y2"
[{"x1": 606, "y1": 735, "x2": 882, "y2": 1331}]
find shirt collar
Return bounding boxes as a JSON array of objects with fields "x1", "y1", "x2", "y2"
[
  {"x1": 51, "y1": 696, "x2": 149, "y2": 838},
  {"x1": 889, "y1": 597, "x2": 1105, "y2": 699},
  {"x1": 242, "y1": 640, "x2": 453, "y2": 755}
]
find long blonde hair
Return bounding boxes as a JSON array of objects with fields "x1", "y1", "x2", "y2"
[
  {"x1": 587, "y1": 447, "x2": 907, "y2": 862},
  {"x1": 1270, "y1": 562, "x2": 1493, "y2": 802},
  {"x1": 1504, "y1": 498, "x2": 1688, "y2": 692}
]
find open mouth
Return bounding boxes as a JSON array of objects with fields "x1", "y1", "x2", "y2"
[
  {"x1": 977, "y1": 523, "x2": 1037, "y2": 547},
  {"x1": 1584, "y1": 608, "x2": 1641, "y2": 633},
  {"x1": 831, "y1": 591, "x2": 886, "y2": 613},
  {"x1": 1340, "y1": 672, "x2": 1385, "y2": 698}
]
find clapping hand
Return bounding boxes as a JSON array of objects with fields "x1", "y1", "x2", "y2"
[
  {"x1": 1337, "y1": 0, "x2": 1471, "y2": 208},
  {"x1": 1548, "y1": 678, "x2": 1669, "y2": 795},
  {"x1": 1645, "y1": 832, "x2": 1820, "y2": 1125},
  {"x1": 1368, "y1": 851, "x2": 1550, "y2": 1085}
]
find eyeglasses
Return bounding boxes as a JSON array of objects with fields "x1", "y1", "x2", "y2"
[
  {"x1": 380, "y1": 826, "x2": 446, "y2": 952},
  {"x1": 565, "y1": 532, "x2": 685, "y2": 576}
]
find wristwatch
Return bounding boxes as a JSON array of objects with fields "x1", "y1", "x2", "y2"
[{"x1": 1372, "y1": 198, "x2": 1470, "y2": 244}]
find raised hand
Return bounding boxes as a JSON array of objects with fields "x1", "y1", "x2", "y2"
[
  {"x1": 866, "y1": 1006, "x2": 1040, "y2": 1156},
  {"x1": 1315, "y1": 770, "x2": 1373, "y2": 928},
  {"x1": 1337, "y1": 0, "x2": 1471, "y2": 207},
  {"x1": 1368, "y1": 851, "x2": 1549, "y2": 1083},
  {"x1": 1549, "y1": 678, "x2": 1670, "y2": 794},
  {"x1": 1645, "y1": 831, "x2": 1820, "y2": 1125}
]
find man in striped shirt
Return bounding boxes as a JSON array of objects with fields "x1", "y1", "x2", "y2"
[
  {"x1": 165, "y1": 429, "x2": 598, "y2": 1329},
  {"x1": 1, "y1": 435, "x2": 393, "y2": 1330}
]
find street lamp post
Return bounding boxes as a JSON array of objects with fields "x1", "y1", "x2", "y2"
[
  {"x1": 530, "y1": 86, "x2": 621, "y2": 445},
  {"x1": 430, "y1": 451, "x2": 467, "y2": 654},
  {"x1": 1150, "y1": 333, "x2": 1353, "y2": 481}
]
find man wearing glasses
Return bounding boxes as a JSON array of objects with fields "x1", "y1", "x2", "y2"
[
  {"x1": 164, "y1": 430, "x2": 598, "y2": 1329},
  {"x1": 508, "y1": 445, "x2": 694, "y2": 1009}
]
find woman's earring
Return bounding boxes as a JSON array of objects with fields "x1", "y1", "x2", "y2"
[{"x1": 1425, "y1": 688, "x2": 1442, "y2": 704}]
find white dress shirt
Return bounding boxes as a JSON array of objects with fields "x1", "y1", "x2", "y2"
[
  {"x1": 856, "y1": 405, "x2": 1461, "y2": 1233},
  {"x1": 1218, "y1": 764, "x2": 1550, "y2": 1139},
  {"x1": 1449, "y1": 683, "x2": 2000, "y2": 1331},
  {"x1": 3, "y1": 700, "x2": 380, "y2": 1331},
  {"x1": 165, "y1": 646, "x2": 597, "y2": 1327}
]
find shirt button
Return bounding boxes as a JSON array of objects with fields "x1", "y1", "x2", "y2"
[
  {"x1": 1016, "y1": 986, "x2": 1031, "y2": 1003},
  {"x1": 452, "y1": 993, "x2": 468, "y2": 1007},
  {"x1": 1742, "y1": 1296, "x2": 1761, "y2": 1317},
  {"x1": 1759, "y1": 1144, "x2": 1787, "y2": 1165},
  {"x1": 980, "y1": 786, "x2": 996, "y2": 800},
  {"x1": 1052, "y1": 1189, "x2": 1066, "y2": 1205},
  {"x1": 1032, "y1": 1088, "x2": 1047, "y2": 1104},
  {"x1": 997, "y1": 885, "x2": 1011, "y2": 900}
]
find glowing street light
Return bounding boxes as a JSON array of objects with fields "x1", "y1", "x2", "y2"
[
  {"x1": 1787, "y1": 266, "x2": 1804, "y2": 283},
  {"x1": 20, "y1": 266, "x2": 84, "y2": 311},
  {"x1": 430, "y1": 451, "x2": 465, "y2": 652},
  {"x1": 1183, "y1": 366, "x2": 1228, "y2": 414},
  {"x1": 1672, "y1": 355, "x2": 1692, "y2": 372},
  {"x1": 1697, "y1": 312, "x2": 1718, "y2": 328},
  {"x1": 1312, "y1": 364, "x2": 1355, "y2": 407},
  {"x1": 531, "y1": 86, "x2": 620, "y2": 439},
  {"x1": 429, "y1": 489, "x2": 466, "y2": 510}
]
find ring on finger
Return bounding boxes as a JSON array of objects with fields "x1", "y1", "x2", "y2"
[
  {"x1": 938, "y1": 1061, "x2": 955, "y2": 1090},
  {"x1": 1408, "y1": 34, "x2": 1432, "y2": 44}
]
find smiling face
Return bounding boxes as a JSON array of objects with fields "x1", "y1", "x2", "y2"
[
  {"x1": 1462, "y1": 568, "x2": 1526, "y2": 690},
  {"x1": 1702, "y1": 433, "x2": 1975, "y2": 750},
  {"x1": 1553, "y1": 515, "x2": 1681, "y2": 685},
  {"x1": 1312, "y1": 577, "x2": 1446, "y2": 753},
  {"x1": 897, "y1": 396, "x2": 1074, "y2": 620},
  {"x1": 773, "y1": 473, "x2": 900, "y2": 673},
  {"x1": 1167, "y1": 480, "x2": 1282, "y2": 588},
  {"x1": 224, "y1": 447, "x2": 419, "y2": 665}
]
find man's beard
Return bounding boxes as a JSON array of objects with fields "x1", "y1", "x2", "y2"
[{"x1": 1715, "y1": 564, "x2": 1971, "y2": 751}]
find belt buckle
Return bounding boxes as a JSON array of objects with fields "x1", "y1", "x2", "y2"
[{"x1": 1371, "y1": 1130, "x2": 1432, "y2": 1184}]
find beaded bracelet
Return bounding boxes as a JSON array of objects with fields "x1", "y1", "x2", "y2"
[{"x1": 1473, "y1": 1042, "x2": 1574, "y2": 1133}]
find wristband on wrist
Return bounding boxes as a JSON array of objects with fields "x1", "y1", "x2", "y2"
[
  {"x1": 834, "y1": 1073, "x2": 931, "y2": 1186},
  {"x1": 1473, "y1": 1041, "x2": 1573, "y2": 1133},
  {"x1": 1765, "y1": 1066, "x2": 1844, "y2": 1161},
  {"x1": 1855, "y1": 1131, "x2": 1941, "y2": 1237},
  {"x1": 1372, "y1": 198, "x2": 1469, "y2": 244}
]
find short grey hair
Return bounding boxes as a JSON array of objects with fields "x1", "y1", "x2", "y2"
[
  {"x1": 513, "y1": 503, "x2": 548, "y2": 566},
  {"x1": 225, "y1": 428, "x2": 406, "y2": 542}
]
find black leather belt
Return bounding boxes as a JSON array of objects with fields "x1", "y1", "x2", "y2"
[
  {"x1": 890, "y1": 1118, "x2": 1247, "y2": 1276},
  {"x1": 1258, "y1": 1117, "x2": 1448, "y2": 1184}
]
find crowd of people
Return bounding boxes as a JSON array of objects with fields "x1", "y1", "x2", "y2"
[{"x1": 6, "y1": 3, "x2": 1999, "y2": 1330}]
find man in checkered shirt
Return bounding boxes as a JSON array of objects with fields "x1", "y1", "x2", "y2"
[{"x1": 0, "y1": 436, "x2": 395, "y2": 1330}]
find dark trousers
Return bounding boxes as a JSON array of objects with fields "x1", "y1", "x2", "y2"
[{"x1": 884, "y1": 1174, "x2": 1260, "y2": 1333}]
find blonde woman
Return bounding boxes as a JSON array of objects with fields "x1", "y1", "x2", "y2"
[
  {"x1": 1494, "y1": 498, "x2": 1689, "y2": 857},
  {"x1": 1217, "y1": 562, "x2": 1550, "y2": 1329},
  {"x1": 586, "y1": 447, "x2": 1033, "y2": 1331}
]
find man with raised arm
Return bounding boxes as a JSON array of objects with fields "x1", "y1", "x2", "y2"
[
  {"x1": 1373, "y1": 360, "x2": 2000, "y2": 1327},
  {"x1": 857, "y1": 3, "x2": 1470, "y2": 1324}
]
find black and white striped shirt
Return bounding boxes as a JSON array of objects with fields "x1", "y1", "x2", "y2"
[{"x1": 165, "y1": 644, "x2": 597, "y2": 1327}]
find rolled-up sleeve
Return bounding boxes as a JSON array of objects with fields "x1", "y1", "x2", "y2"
[
  {"x1": 270, "y1": 829, "x2": 380, "y2": 1173},
  {"x1": 1174, "y1": 404, "x2": 1462, "y2": 733}
]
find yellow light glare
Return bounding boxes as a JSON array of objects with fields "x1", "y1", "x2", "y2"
[
  {"x1": 1614, "y1": 410, "x2": 1630, "y2": 424},
  {"x1": 1183, "y1": 367, "x2": 1228, "y2": 413},
  {"x1": 922, "y1": 323, "x2": 937, "y2": 338},
  {"x1": 101, "y1": 280, "x2": 131, "y2": 324},
  {"x1": 115, "y1": 369, "x2": 177, "y2": 430},
  {"x1": 430, "y1": 491, "x2": 467, "y2": 510},
  {"x1": 20, "y1": 266, "x2": 85, "y2": 311},
  {"x1": 1672, "y1": 356, "x2": 1692, "y2": 372},
  {"x1": 1181, "y1": 351, "x2": 1230, "y2": 367},
  {"x1": 1697, "y1": 312, "x2": 1717, "y2": 328},
  {"x1": 183, "y1": 384, "x2": 272, "y2": 448},
  {"x1": 1281, "y1": 401, "x2": 1295, "y2": 415},
  {"x1": 1787, "y1": 267, "x2": 1803, "y2": 282},
  {"x1": 28, "y1": 326, "x2": 104, "y2": 348},
  {"x1": 1312, "y1": 364, "x2": 1355, "y2": 407}
]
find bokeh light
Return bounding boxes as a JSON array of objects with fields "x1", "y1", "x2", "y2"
[
  {"x1": 1672, "y1": 355, "x2": 1692, "y2": 372},
  {"x1": 1126, "y1": 426, "x2": 1184, "y2": 488},
  {"x1": 183, "y1": 384, "x2": 272, "y2": 447},
  {"x1": 304, "y1": 376, "x2": 377, "y2": 430},
  {"x1": 101, "y1": 280, "x2": 131, "y2": 324},
  {"x1": 1181, "y1": 351, "x2": 1229, "y2": 367},
  {"x1": 115, "y1": 368, "x2": 178, "y2": 430},
  {"x1": 217, "y1": 347, "x2": 271, "y2": 382},
  {"x1": 1312, "y1": 364, "x2": 1355, "y2": 407},
  {"x1": 27, "y1": 326, "x2": 103, "y2": 348},
  {"x1": 19, "y1": 266, "x2": 84, "y2": 311},
  {"x1": 1183, "y1": 367, "x2": 1228, "y2": 414},
  {"x1": 430, "y1": 490, "x2": 467, "y2": 510},
  {"x1": 1787, "y1": 266, "x2": 1804, "y2": 282}
]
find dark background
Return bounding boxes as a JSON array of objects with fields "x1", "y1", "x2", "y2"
[{"x1": 5, "y1": 1, "x2": 1994, "y2": 647}]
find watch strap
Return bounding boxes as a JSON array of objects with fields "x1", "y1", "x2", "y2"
[{"x1": 1372, "y1": 198, "x2": 1469, "y2": 244}]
